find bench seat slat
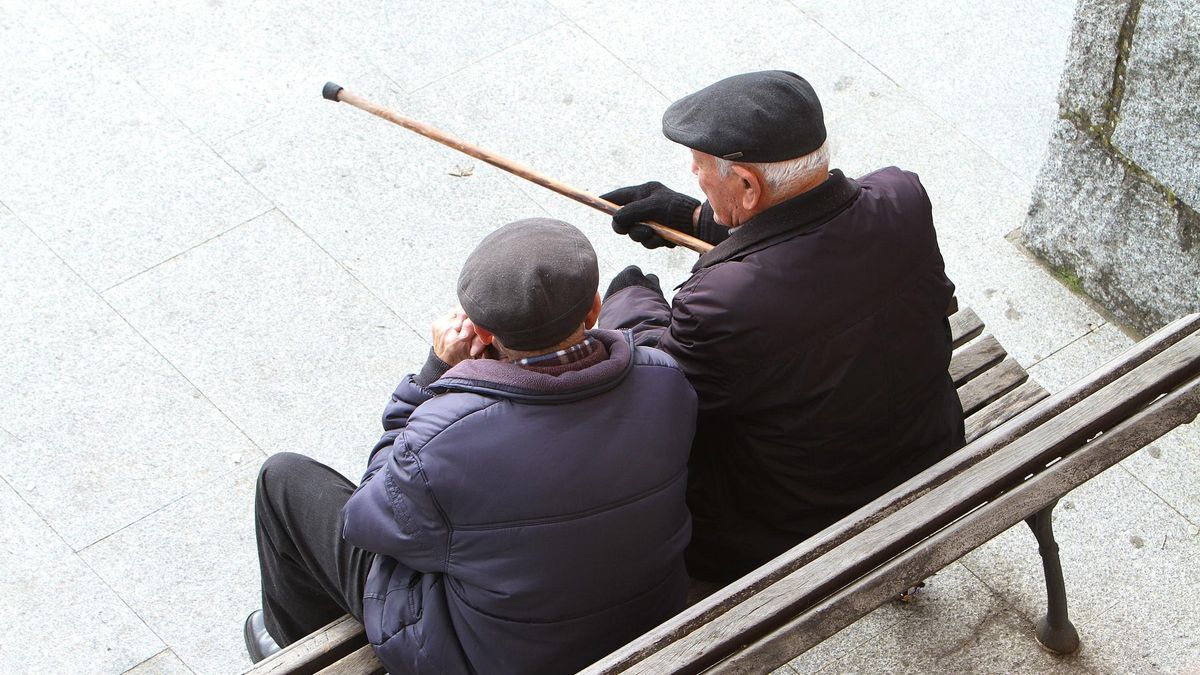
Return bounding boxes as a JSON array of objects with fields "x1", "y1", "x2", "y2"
[
  {"x1": 244, "y1": 616, "x2": 367, "y2": 675},
  {"x1": 949, "y1": 308, "x2": 984, "y2": 349},
  {"x1": 965, "y1": 379, "x2": 1049, "y2": 443},
  {"x1": 949, "y1": 334, "x2": 1007, "y2": 386},
  {"x1": 957, "y1": 356, "x2": 1028, "y2": 415},
  {"x1": 314, "y1": 645, "x2": 384, "y2": 675}
]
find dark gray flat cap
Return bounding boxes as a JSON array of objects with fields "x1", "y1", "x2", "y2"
[
  {"x1": 457, "y1": 218, "x2": 599, "y2": 351},
  {"x1": 662, "y1": 70, "x2": 826, "y2": 163}
]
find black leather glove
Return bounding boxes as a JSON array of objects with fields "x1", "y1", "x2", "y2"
[
  {"x1": 600, "y1": 182, "x2": 700, "y2": 249},
  {"x1": 605, "y1": 265, "x2": 663, "y2": 300}
]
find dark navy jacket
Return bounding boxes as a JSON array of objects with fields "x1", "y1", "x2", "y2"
[
  {"x1": 599, "y1": 168, "x2": 965, "y2": 582},
  {"x1": 342, "y1": 329, "x2": 696, "y2": 674}
]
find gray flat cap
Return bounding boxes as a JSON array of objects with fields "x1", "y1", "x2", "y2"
[
  {"x1": 457, "y1": 218, "x2": 599, "y2": 351},
  {"x1": 662, "y1": 70, "x2": 826, "y2": 163}
]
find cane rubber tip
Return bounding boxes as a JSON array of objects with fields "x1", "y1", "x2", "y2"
[{"x1": 322, "y1": 81, "x2": 344, "y2": 102}]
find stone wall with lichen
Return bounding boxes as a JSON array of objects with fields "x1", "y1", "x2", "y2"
[{"x1": 1024, "y1": 0, "x2": 1199, "y2": 335}]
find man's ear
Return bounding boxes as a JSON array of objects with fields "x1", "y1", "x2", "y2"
[
  {"x1": 584, "y1": 292, "x2": 602, "y2": 329},
  {"x1": 730, "y1": 164, "x2": 764, "y2": 211},
  {"x1": 472, "y1": 324, "x2": 495, "y2": 345}
]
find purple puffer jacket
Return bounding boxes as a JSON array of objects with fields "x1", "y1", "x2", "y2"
[{"x1": 342, "y1": 329, "x2": 696, "y2": 675}]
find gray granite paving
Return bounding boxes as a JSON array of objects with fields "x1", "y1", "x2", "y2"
[
  {"x1": 0, "y1": 2, "x2": 273, "y2": 291},
  {"x1": 102, "y1": 209, "x2": 426, "y2": 482},
  {"x1": 790, "y1": 0, "x2": 1075, "y2": 189},
  {"x1": 0, "y1": 205, "x2": 262, "y2": 551},
  {"x1": 124, "y1": 650, "x2": 196, "y2": 675},
  {"x1": 81, "y1": 464, "x2": 262, "y2": 675},
  {"x1": 0, "y1": 463, "x2": 165, "y2": 674},
  {"x1": 1, "y1": 1, "x2": 1196, "y2": 673}
]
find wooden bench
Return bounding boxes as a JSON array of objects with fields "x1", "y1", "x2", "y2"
[
  {"x1": 589, "y1": 311, "x2": 1200, "y2": 674},
  {"x1": 244, "y1": 308, "x2": 1200, "y2": 675}
]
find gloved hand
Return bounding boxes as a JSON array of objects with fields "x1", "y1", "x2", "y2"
[
  {"x1": 605, "y1": 265, "x2": 663, "y2": 300},
  {"x1": 600, "y1": 182, "x2": 700, "y2": 249}
]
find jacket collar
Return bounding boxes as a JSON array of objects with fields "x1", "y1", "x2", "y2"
[
  {"x1": 694, "y1": 169, "x2": 861, "y2": 272},
  {"x1": 429, "y1": 329, "x2": 635, "y2": 404}
]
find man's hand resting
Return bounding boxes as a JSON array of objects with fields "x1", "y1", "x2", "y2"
[{"x1": 605, "y1": 265, "x2": 663, "y2": 300}]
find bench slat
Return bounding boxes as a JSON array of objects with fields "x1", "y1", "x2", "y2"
[
  {"x1": 965, "y1": 379, "x2": 1049, "y2": 443},
  {"x1": 949, "y1": 334, "x2": 1007, "y2": 386},
  {"x1": 243, "y1": 616, "x2": 367, "y2": 675},
  {"x1": 949, "y1": 308, "x2": 984, "y2": 348},
  {"x1": 957, "y1": 356, "x2": 1027, "y2": 415},
  {"x1": 314, "y1": 645, "x2": 384, "y2": 675},
  {"x1": 708, "y1": 372, "x2": 1200, "y2": 674},
  {"x1": 617, "y1": 331, "x2": 1200, "y2": 674}
]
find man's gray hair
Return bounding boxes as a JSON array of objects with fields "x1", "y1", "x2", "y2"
[{"x1": 715, "y1": 141, "x2": 830, "y2": 193}]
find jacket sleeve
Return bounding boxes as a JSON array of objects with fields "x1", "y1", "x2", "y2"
[
  {"x1": 597, "y1": 285, "x2": 671, "y2": 347},
  {"x1": 342, "y1": 430, "x2": 449, "y2": 572},
  {"x1": 361, "y1": 372, "x2": 437, "y2": 484},
  {"x1": 601, "y1": 267, "x2": 737, "y2": 413},
  {"x1": 341, "y1": 354, "x2": 453, "y2": 571}
]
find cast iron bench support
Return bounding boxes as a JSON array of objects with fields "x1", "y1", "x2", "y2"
[{"x1": 1028, "y1": 500, "x2": 1080, "y2": 654}]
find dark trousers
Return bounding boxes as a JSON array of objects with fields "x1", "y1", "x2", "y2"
[{"x1": 254, "y1": 452, "x2": 374, "y2": 646}]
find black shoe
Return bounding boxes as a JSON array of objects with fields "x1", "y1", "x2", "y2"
[{"x1": 244, "y1": 609, "x2": 282, "y2": 663}]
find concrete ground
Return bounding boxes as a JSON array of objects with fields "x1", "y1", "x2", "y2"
[{"x1": 1, "y1": 1, "x2": 1197, "y2": 673}]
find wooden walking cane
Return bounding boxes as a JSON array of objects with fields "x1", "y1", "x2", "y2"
[{"x1": 322, "y1": 82, "x2": 713, "y2": 254}]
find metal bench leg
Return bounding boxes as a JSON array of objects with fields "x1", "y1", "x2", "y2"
[{"x1": 1025, "y1": 501, "x2": 1081, "y2": 654}]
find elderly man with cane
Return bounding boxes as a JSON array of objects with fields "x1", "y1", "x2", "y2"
[
  {"x1": 599, "y1": 70, "x2": 966, "y2": 584},
  {"x1": 244, "y1": 218, "x2": 697, "y2": 673}
]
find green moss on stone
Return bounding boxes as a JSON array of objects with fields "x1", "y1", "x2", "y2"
[{"x1": 1052, "y1": 265, "x2": 1085, "y2": 294}]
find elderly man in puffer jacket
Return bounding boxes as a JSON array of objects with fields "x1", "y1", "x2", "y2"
[{"x1": 244, "y1": 218, "x2": 697, "y2": 674}]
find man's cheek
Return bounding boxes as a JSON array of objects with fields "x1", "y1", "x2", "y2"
[{"x1": 710, "y1": 203, "x2": 730, "y2": 226}]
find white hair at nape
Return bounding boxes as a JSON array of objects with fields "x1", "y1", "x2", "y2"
[{"x1": 715, "y1": 141, "x2": 830, "y2": 193}]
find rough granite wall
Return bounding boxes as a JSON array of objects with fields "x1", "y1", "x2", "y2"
[{"x1": 1024, "y1": 0, "x2": 1199, "y2": 335}]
